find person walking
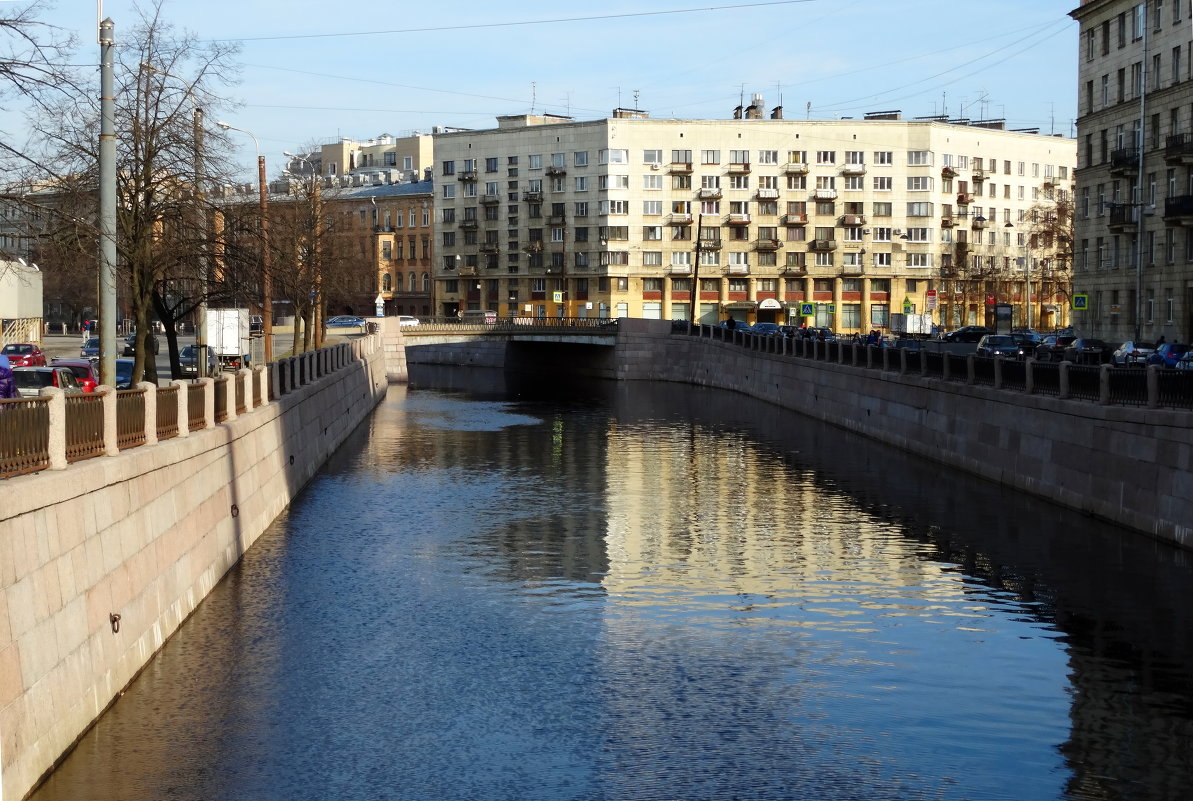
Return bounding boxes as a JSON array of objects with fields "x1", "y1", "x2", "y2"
[{"x1": 0, "y1": 354, "x2": 18, "y2": 400}]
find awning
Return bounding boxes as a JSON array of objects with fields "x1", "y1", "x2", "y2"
[
  {"x1": 722, "y1": 301, "x2": 757, "y2": 310},
  {"x1": 758, "y1": 298, "x2": 783, "y2": 310}
]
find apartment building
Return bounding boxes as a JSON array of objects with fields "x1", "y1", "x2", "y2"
[
  {"x1": 1070, "y1": 0, "x2": 1193, "y2": 342},
  {"x1": 431, "y1": 108, "x2": 1075, "y2": 331}
]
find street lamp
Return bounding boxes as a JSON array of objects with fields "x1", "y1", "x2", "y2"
[
  {"x1": 1005, "y1": 221, "x2": 1030, "y2": 330},
  {"x1": 217, "y1": 121, "x2": 273, "y2": 363},
  {"x1": 142, "y1": 62, "x2": 209, "y2": 377},
  {"x1": 283, "y1": 150, "x2": 325, "y2": 348}
]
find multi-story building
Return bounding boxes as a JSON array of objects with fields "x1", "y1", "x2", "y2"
[
  {"x1": 431, "y1": 107, "x2": 1076, "y2": 331},
  {"x1": 1070, "y1": 0, "x2": 1193, "y2": 342}
]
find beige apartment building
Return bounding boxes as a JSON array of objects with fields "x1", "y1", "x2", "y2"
[
  {"x1": 431, "y1": 109, "x2": 1075, "y2": 331},
  {"x1": 1070, "y1": 0, "x2": 1193, "y2": 343}
]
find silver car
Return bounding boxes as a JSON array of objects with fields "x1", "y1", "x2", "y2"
[{"x1": 1111, "y1": 340, "x2": 1156, "y2": 367}]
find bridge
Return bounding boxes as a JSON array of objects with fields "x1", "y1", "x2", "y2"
[{"x1": 399, "y1": 316, "x2": 619, "y2": 344}]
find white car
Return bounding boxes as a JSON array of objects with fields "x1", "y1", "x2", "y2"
[{"x1": 397, "y1": 315, "x2": 420, "y2": 327}]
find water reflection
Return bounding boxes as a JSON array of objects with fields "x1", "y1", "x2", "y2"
[{"x1": 27, "y1": 368, "x2": 1193, "y2": 801}]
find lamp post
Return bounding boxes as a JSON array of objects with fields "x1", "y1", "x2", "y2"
[
  {"x1": 217, "y1": 122, "x2": 272, "y2": 364},
  {"x1": 142, "y1": 62, "x2": 208, "y2": 376},
  {"x1": 1005, "y1": 221, "x2": 1030, "y2": 330}
]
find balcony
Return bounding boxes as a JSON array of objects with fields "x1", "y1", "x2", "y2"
[
  {"x1": 1166, "y1": 133, "x2": 1193, "y2": 165},
  {"x1": 725, "y1": 213, "x2": 751, "y2": 225},
  {"x1": 841, "y1": 164, "x2": 866, "y2": 176},
  {"x1": 547, "y1": 214, "x2": 566, "y2": 225},
  {"x1": 971, "y1": 169, "x2": 987, "y2": 182},
  {"x1": 783, "y1": 162, "x2": 809, "y2": 175},
  {"x1": 756, "y1": 188, "x2": 780, "y2": 199},
  {"x1": 667, "y1": 264, "x2": 692, "y2": 275},
  {"x1": 839, "y1": 214, "x2": 865, "y2": 227},
  {"x1": 957, "y1": 193, "x2": 972, "y2": 205},
  {"x1": 1109, "y1": 148, "x2": 1140, "y2": 176},
  {"x1": 522, "y1": 191, "x2": 544, "y2": 202},
  {"x1": 668, "y1": 212, "x2": 693, "y2": 224},
  {"x1": 782, "y1": 213, "x2": 808, "y2": 225},
  {"x1": 811, "y1": 188, "x2": 837, "y2": 201},
  {"x1": 523, "y1": 241, "x2": 543, "y2": 253},
  {"x1": 941, "y1": 217, "x2": 956, "y2": 227},
  {"x1": 781, "y1": 262, "x2": 807, "y2": 274},
  {"x1": 809, "y1": 239, "x2": 837, "y2": 252},
  {"x1": 841, "y1": 261, "x2": 864, "y2": 275},
  {"x1": 970, "y1": 217, "x2": 987, "y2": 230},
  {"x1": 698, "y1": 187, "x2": 723, "y2": 200},
  {"x1": 457, "y1": 170, "x2": 478, "y2": 182},
  {"x1": 458, "y1": 265, "x2": 477, "y2": 277},
  {"x1": 458, "y1": 219, "x2": 478, "y2": 229},
  {"x1": 754, "y1": 238, "x2": 781, "y2": 251},
  {"x1": 670, "y1": 161, "x2": 693, "y2": 173},
  {"x1": 546, "y1": 166, "x2": 567, "y2": 177},
  {"x1": 1107, "y1": 203, "x2": 1139, "y2": 231},
  {"x1": 479, "y1": 193, "x2": 501, "y2": 205},
  {"x1": 479, "y1": 243, "x2": 501, "y2": 254},
  {"x1": 726, "y1": 263, "x2": 750, "y2": 274},
  {"x1": 1163, "y1": 195, "x2": 1193, "y2": 224},
  {"x1": 727, "y1": 162, "x2": 751, "y2": 174},
  {"x1": 942, "y1": 166, "x2": 957, "y2": 179},
  {"x1": 699, "y1": 238, "x2": 723, "y2": 250}
]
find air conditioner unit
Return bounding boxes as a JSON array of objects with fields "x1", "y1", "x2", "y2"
[
  {"x1": 892, "y1": 229, "x2": 902, "y2": 235},
  {"x1": 862, "y1": 229, "x2": 870, "y2": 235},
  {"x1": 650, "y1": 164, "x2": 659, "y2": 170}
]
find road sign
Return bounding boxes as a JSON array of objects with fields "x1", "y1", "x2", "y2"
[
  {"x1": 826, "y1": 303, "x2": 836, "y2": 314},
  {"x1": 1072, "y1": 294, "x2": 1088, "y2": 311},
  {"x1": 800, "y1": 303, "x2": 815, "y2": 316},
  {"x1": 902, "y1": 296, "x2": 914, "y2": 314},
  {"x1": 553, "y1": 291, "x2": 564, "y2": 303},
  {"x1": 926, "y1": 289, "x2": 938, "y2": 311}
]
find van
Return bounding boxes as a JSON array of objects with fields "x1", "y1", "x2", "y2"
[{"x1": 461, "y1": 310, "x2": 498, "y2": 324}]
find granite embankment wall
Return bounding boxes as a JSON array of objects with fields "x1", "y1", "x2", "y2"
[
  {"x1": 612, "y1": 319, "x2": 1192, "y2": 547},
  {"x1": 0, "y1": 337, "x2": 389, "y2": 801}
]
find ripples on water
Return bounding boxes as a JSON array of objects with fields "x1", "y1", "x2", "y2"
[{"x1": 27, "y1": 372, "x2": 1193, "y2": 801}]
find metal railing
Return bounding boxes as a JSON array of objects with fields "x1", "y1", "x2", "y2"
[
  {"x1": 214, "y1": 378, "x2": 228, "y2": 423},
  {"x1": 157, "y1": 385, "x2": 180, "y2": 440},
  {"x1": 0, "y1": 397, "x2": 50, "y2": 476},
  {"x1": 65, "y1": 394, "x2": 105, "y2": 463},
  {"x1": 116, "y1": 389, "x2": 147, "y2": 450},
  {"x1": 187, "y1": 383, "x2": 206, "y2": 432}
]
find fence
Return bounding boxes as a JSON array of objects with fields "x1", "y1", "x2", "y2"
[
  {"x1": 1, "y1": 338, "x2": 370, "y2": 480},
  {"x1": 676, "y1": 324, "x2": 1193, "y2": 411}
]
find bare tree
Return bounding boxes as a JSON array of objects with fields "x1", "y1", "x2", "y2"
[{"x1": 23, "y1": 1, "x2": 242, "y2": 382}]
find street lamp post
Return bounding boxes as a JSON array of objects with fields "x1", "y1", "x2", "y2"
[
  {"x1": 217, "y1": 122, "x2": 273, "y2": 364},
  {"x1": 283, "y1": 151, "x2": 324, "y2": 350},
  {"x1": 1005, "y1": 221, "x2": 1030, "y2": 330}
]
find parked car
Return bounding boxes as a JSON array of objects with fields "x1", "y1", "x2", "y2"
[
  {"x1": 1062, "y1": 337, "x2": 1113, "y2": 365},
  {"x1": 80, "y1": 337, "x2": 101, "y2": 358},
  {"x1": 50, "y1": 358, "x2": 100, "y2": 393},
  {"x1": 397, "y1": 315, "x2": 420, "y2": 327},
  {"x1": 1034, "y1": 334, "x2": 1077, "y2": 361},
  {"x1": 1175, "y1": 352, "x2": 1193, "y2": 371},
  {"x1": 1, "y1": 342, "x2": 46, "y2": 367},
  {"x1": 178, "y1": 345, "x2": 217, "y2": 377},
  {"x1": 114, "y1": 358, "x2": 136, "y2": 390},
  {"x1": 1147, "y1": 342, "x2": 1190, "y2": 368},
  {"x1": 943, "y1": 326, "x2": 992, "y2": 343},
  {"x1": 1011, "y1": 331, "x2": 1043, "y2": 357},
  {"x1": 975, "y1": 334, "x2": 1022, "y2": 358},
  {"x1": 1111, "y1": 340, "x2": 1156, "y2": 367},
  {"x1": 327, "y1": 315, "x2": 365, "y2": 328},
  {"x1": 122, "y1": 332, "x2": 160, "y2": 356},
  {"x1": 751, "y1": 322, "x2": 782, "y2": 336},
  {"x1": 11, "y1": 366, "x2": 83, "y2": 397}
]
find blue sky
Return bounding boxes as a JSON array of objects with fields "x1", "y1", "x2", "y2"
[{"x1": 13, "y1": 0, "x2": 1079, "y2": 176}]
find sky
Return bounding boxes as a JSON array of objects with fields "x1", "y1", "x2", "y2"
[{"x1": 6, "y1": 0, "x2": 1080, "y2": 178}]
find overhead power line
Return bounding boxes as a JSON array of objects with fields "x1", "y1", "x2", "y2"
[{"x1": 209, "y1": 1, "x2": 817, "y2": 42}]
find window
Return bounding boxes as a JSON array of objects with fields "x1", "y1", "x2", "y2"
[
  {"x1": 787, "y1": 150, "x2": 807, "y2": 164},
  {"x1": 873, "y1": 176, "x2": 892, "y2": 191},
  {"x1": 599, "y1": 149, "x2": 628, "y2": 164},
  {"x1": 599, "y1": 174, "x2": 630, "y2": 190},
  {"x1": 872, "y1": 227, "x2": 891, "y2": 241},
  {"x1": 872, "y1": 202, "x2": 892, "y2": 216},
  {"x1": 642, "y1": 251, "x2": 663, "y2": 266},
  {"x1": 442, "y1": 184, "x2": 456, "y2": 199},
  {"x1": 843, "y1": 227, "x2": 864, "y2": 242},
  {"x1": 814, "y1": 251, "x2": 834, "y2": 267},
  {"x1": 874, "y1": 151, "x2": 893, "y2": 165},
  {"x1": 643, "y1": 174, "x2": 662, "y2": 190},
  {"x1": 643, "y1": 200, "x2": 663, "y2": 215},
  {"x1": 643, "y1": 225, "x2": 662, "y2": 240},
  {"x1": 816, "y1": 150, "x2": 836, "y2": 165},
  {"x1": 786, "y1": 175, "x2": 807, "y2": 190},
  {"x1": 442, "y1": 160, "x2": 455, "y2": 175},
  {"x1": 528, "y1": 154, "x2": 542, "y2": 169},
  {"x1": 729, "y1": 175, "x2": 749, "y2": 190},
  {"x1": 907, "y1": 253, "x2": 933, "y2": 268},
  {"x1": 907, "y1": 202, "x2": 933, "y2": 216},
  {"x1": 600, "y1": 199, "x2": 629, "y2": 215},
  {"x1": 671, "y1": 251, "x2": 691, "y2": 266},
  {"x1": 730, "y1": 149, "x2": 749, "y2": 164},
  {"x1": 643, "y1": 149, "x2": 663, "y2": 164},
  {"x1": 670, "y1": 149, "x2": 691, "y2": 164},
  {"x1": 574, "y1": 151, "x2": 588, "y2": 166},
  {"x1": 845, "y1": 176, "x2": 865, "y2": 191},
  {"x1": 729, "y1": 252, "x2": 749, "y2": 267},
  {"x1": 758, "y1": 150, "x2": 778, "y2": 164},
  {"x1": 816, "y1": 176, "x2": 836, "y2": 190},
  {"x1": 702, "y1": 175, "x2": 721, "y2": 189},
  {"x1": 441, "y1": 208, "x2": 456, "y2": 223},
  {"x1": 551, "y1": 152, "x2": 566, "y2": 168},
  {"x1": 907, "y1": 150, "x2": 931, "y2": 165},
  {"x1": 906, "y1": 228, "x2": 930, "y2": 242},
  {"x1": 700, "y1": 200, "x2": 721, "y2": 214},
  {"x1": 574, "y1": 201, "x2": 589, "y2": 216},
  {"x1": 575, "y1": 176, "x2": 588, "y2": 191},
  {"x1": 873, "y1": 252, "x2": 892, "y2": 267},
  {"x1": 673, "y1": 175, "x2": 692, "y2": 190},
  {"x1": 907, "y1": 176, "x2": 933, "y2": 191},
  {"x1": 701, "y1": 150, "x2": 720, "y2": 164},
  {"x1": 551, "y1": 227, "x2": 566, "y2": 242}
]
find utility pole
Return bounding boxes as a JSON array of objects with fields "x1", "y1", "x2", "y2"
[
  {"x1": 691, "y1": 213, "x2": 703, "y2": 324},
  {"x1": 257, "y1": 154, "x2": 273, "y2": 363},
  {"x1": 193, "y1": 107, "x2": 209, "y2": 377},
  {"x1": 1133, "y1": 5, "x2": 1150, "y2": 344},
  {"x1": 97, "y1": 18, "x2": 117, "y2": 387}
]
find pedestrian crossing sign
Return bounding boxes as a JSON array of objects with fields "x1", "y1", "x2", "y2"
[
  {"x1": 800, "y1": 303, "x2": 815, "y2": 316},
  {"x1": 1071, "y1": 294, "x2": 1088, "y2": 311}
]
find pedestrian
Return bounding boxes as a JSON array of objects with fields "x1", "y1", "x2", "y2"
[
  {"x1": 726, "y1": 315, "x2": 736, "y2": 330},
  {"x1": 0, "y1": 355, "x2": 17, "y2": 400},
  {"x1": 1157, "y1": 335, "x2": 1166, "y2": 346}
]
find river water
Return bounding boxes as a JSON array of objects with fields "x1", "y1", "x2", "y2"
[{"x1": 28, "y1": 368, "x2": 1193, "y2": 801}]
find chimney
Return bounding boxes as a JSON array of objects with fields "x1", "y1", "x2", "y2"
[
  {"x1": 423, "y1": 166, "x2": 433, "y2": 182},
  {"x1": 770, "y1": 106, "x2": 783, "y2": 120},
  {"x1": 733, "y1": 105, "x2": 743, "y2": 120},
  {"x1": 746, "y1": 93, "x2": 764, "y2": 119}
]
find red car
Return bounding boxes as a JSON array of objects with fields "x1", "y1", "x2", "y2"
[
  {"x1": 1, "y1": 342, "x2": 46, "y2": 367},
  {"x1": 50, "y1": 357, "x2": 100, "y2": 393}
]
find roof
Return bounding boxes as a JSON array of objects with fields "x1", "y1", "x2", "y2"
[{"x1": 339, "y1": 180, "x2": 433, "y2": 200}]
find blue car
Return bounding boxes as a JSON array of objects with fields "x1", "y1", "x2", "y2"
[
  {"x1": 326, "y1": 315, "x2": 365, "y2": 328},
  {"x1": 80, "y1": 337, "x2": 100, "y2": 358},
  {"x1": 1147, "y1": 342, "x2": 1189, "y2": 368}
]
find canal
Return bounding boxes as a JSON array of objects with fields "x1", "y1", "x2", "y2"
[{"x1": 28, "y1": 368, "x2": 1193, "y2": 801}]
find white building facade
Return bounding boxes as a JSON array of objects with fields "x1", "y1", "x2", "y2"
[{"x1": 432, "y1": 111, "x2": 1076, "y2": 331}]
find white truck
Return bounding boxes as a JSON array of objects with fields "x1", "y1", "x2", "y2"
[
  {"x1": 890, "y1": 313, "x2": 934, "y2": 337},
  {"x1": 206, "y1": 308, "x2": 251, "y2": 371}
]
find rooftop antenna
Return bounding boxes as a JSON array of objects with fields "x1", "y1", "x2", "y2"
[
  {"x1": 531, "y1": 81, "x2": 537, "y2": 114},
  {"x1": 942, "y1": 91, "x2": 947, "y2": 118},
  {"x1": 633, "y1": 88, "x2": 640, "y2": 108},
  {"x1": 1050, "y1": 102, "x2": 1056, "y2": 136},
  {"x1": 806, "y1": 101, "x2": 811, "y2": 120},
  {"x1": 617, "y1": 85, "x2": 621, "y2": 108}
]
